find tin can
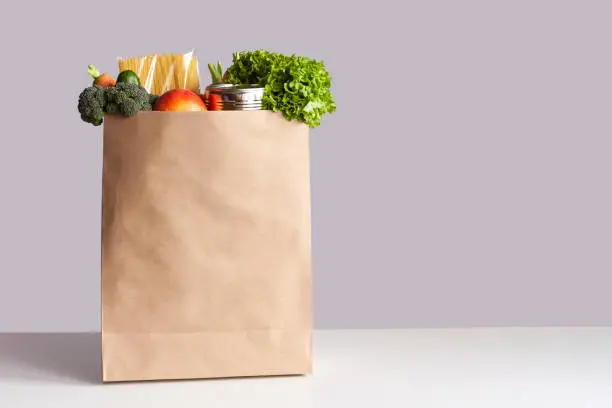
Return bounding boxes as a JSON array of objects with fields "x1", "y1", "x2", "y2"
[{"x1": 203, "y1": 84, "x2": 264, "y2": 111}]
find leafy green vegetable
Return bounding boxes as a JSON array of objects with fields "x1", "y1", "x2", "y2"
[
  {"x1": 224, "y1": 50, "x2": 282, "y2": 86},
  {"x1": 224, "y1": 50, "x2": 336, "y2": 128},
  {"x1": 263, "y1": 55, "x2": 336, "y2": 128}
]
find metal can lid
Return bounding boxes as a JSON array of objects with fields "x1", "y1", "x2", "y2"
[{"x1": 205, "y1": 84, "x2": 263, "y2": 93}]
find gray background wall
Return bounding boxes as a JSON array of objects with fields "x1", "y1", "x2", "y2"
[{"x1": 0, "y1": 0, "x2": 610, "y2": 332}]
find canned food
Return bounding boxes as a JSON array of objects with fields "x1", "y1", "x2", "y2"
[{"x1": 203, "y1": 84, "x2": 265, "y2": 111}]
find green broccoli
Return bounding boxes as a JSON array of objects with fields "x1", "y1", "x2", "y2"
[
  {"x1": 105, "y1": 83, "x2": 153, "y2": 117},
  {"x1": 77, "y1": 83, "x2": 157, "y2": 126},
  {"x1": 148, "y1": 93, "x2": 160, "y2": 107},
  {"x1": 77, "y1": 85, "x2": 105, "y2": 126}
]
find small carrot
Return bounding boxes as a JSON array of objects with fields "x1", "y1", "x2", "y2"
[{"x1": 88, "y1": 64, "x2": 116, "y2": 88}]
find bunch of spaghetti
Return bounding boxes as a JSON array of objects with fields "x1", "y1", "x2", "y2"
[{"x1": 117, "y1": 50, "x2": 201, "y2": 95}]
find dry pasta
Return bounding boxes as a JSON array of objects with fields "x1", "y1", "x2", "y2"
[{"x1": 117, "y1": 51, "x2": 201, "y2": 95}]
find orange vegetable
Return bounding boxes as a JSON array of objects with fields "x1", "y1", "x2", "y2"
[{"x1": 88, "y1": 65, "x2": 116, "y2": 88}]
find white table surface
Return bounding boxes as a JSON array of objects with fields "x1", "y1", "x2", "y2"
[{"x1": 1, "y1": 328, "x2": 611, "y2": 407}]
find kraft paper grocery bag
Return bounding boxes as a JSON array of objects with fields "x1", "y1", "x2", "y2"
[{"x1": 100, "y1": 111, "x2": 312, "y2": 382}]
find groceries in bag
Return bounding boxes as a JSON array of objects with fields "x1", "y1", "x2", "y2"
[{"x1": 77, "y1": 49, "x2": 336, "y2": 128}]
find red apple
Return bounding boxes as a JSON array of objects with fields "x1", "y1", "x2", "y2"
[{"x1": 153, "y1": 89, "x2": 207, "y2": 111}]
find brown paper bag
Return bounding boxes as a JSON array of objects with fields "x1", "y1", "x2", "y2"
[{"x1": 100, "y1": 111, "x2": 312, "y2": 382}]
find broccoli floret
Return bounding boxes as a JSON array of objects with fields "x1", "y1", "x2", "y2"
[
  {"x1": 104, "y1": 87, "x2": 123, "y2": 105},
  {"x1": 120, "y1": 99, "x2": 138, "y2": 116},
  {"x1": 105, "y1": 102, "x2": 118, "y2": 115},
  {"x1": 77, "y1": 83, "x2": 155, "y2": 125},
  {"x1": 77, "y1": 85, "x2": 105, "y2": 126},
  {"x1": 148, "y1": 93, "x2": 160, "y2": 106},
  {"x1": 104, "y1": 83, "x2": 153, "y2": 117}
]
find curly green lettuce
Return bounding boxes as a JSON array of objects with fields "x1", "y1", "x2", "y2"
[
  {"x1": 224, "y1": 50, "x2": 336, "y2": 128},
  {"x1": 263, "y1": 55, "x2": 336, "y2": 128},
  {"x1": 223, "y1": 50, "x2": 282, "y2": 85}
]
